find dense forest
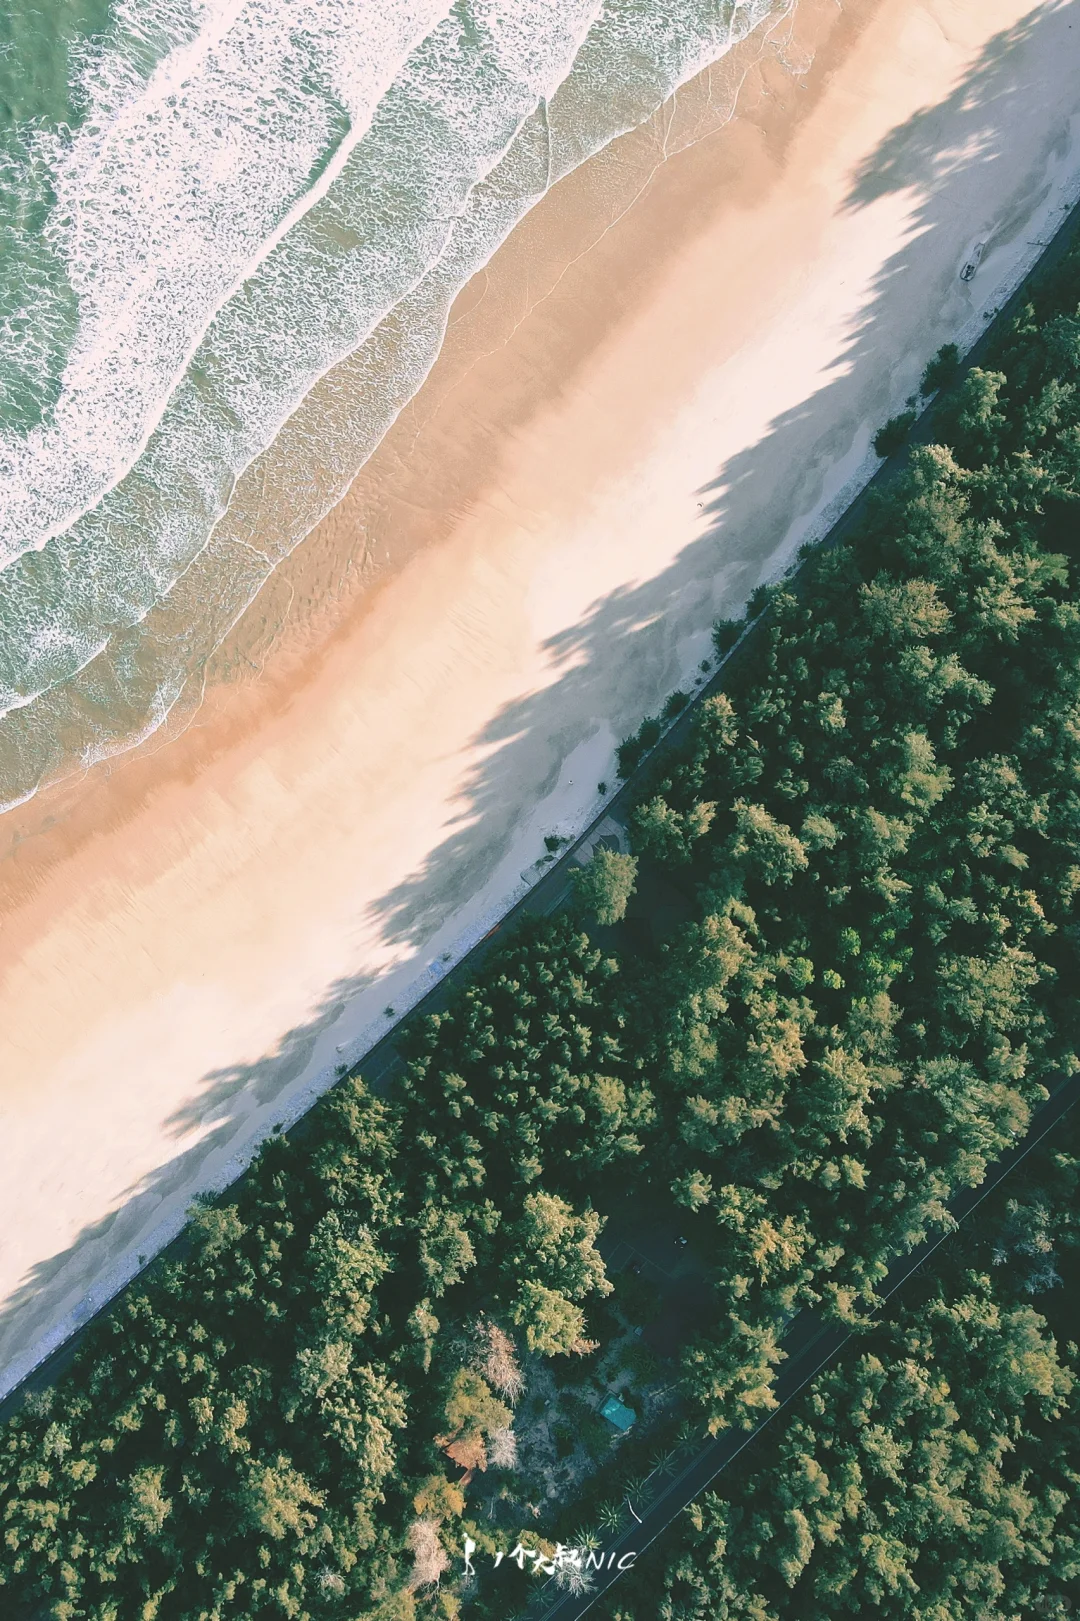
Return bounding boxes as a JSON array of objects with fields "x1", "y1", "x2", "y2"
[
  {"x1": 598, "y1": 1101, "x2": 1080, "y2": 1621},
  {"x1": 4, "y1": 223, "x2": 1080, "y2": 1621}
]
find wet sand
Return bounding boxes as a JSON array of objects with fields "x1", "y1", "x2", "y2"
[{"x1": 2, "y1": 0, "x2": 1080, "y2": 1395}]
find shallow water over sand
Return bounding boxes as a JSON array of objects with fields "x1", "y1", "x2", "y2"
[{"x1": 0, "y1": 0, "x2": 791, "y2": 815}]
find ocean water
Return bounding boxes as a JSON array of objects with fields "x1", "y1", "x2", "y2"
[{"x1": 0, "y1": 0, "x2": 793, "y2": 813}]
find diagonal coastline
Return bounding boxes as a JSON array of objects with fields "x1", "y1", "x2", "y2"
[{"x1": 2, "y1": 0, "x2": 1080, "y2": 1406}]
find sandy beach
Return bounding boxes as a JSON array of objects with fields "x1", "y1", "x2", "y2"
[{"x1": 2, "y1": 0, "x2": 1080, "y2": 1397}]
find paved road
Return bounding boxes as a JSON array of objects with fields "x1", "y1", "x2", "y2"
[
  {"x1": 4, "y1": 197, "x2": 1078, "y2": 1421},
  {"x1": 527, "y1": 1073, "x2": 1080, "y2": 1621}
]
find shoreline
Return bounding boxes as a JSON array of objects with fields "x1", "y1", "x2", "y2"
[
  {"x1": 3, "y1": 0, "x2": 1080, "y2": 1399},
  {"x1": 8, "y1": 178, "x2": 1080, "y2": 1413}
]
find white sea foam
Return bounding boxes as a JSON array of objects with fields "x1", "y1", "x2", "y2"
[
  {"x1": 0, "y1": 0, "x2": 792, "y2": 806},
  {"x1": 0, "y1": 0, "x2": 457, "y2": 561}
]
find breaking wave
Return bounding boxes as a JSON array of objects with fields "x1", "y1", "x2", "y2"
[{"x1": 0, "y1": 0, "x2": 794, "y2": 811}]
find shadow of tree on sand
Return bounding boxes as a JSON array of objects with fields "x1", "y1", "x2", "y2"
[
  {"x1": 369, "y1": 0, "x2": 1078, "y2": 954},
  {"x1": 0, "y1": 977, "x2": 383, "y2": 1402},
  {"x1": 844, "y1": 2, "x2": 1074, "y2": 213},
  {"x1": 2, "y1": 0, "x2": 1078, "y2": 1398}
]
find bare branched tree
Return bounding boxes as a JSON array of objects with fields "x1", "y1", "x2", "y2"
[
  {"x1": 487, "y1": 1425, "x2": 518, "y2": 1470},
  {"x1": 552, "y1": 1560, "x2": 596, "y2": 1597},
  {"x1": 407, "y1": 1517, "x2": 449, "y2": 1590},
  {"x1": 470, "y1": 1315, "x2": 525, "y2": 1403}
]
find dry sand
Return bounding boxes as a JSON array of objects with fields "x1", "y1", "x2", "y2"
[{"x1": 3, "y1": 0, "x2": 1080, "y2": 1396}]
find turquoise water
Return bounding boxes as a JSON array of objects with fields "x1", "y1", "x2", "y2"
[
  {"x1": 0, "y1": 0, "x2": 792, "y2": 813},
  {"x1": 0, "y1": 0, "x2": 116, "y2": 434}
]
